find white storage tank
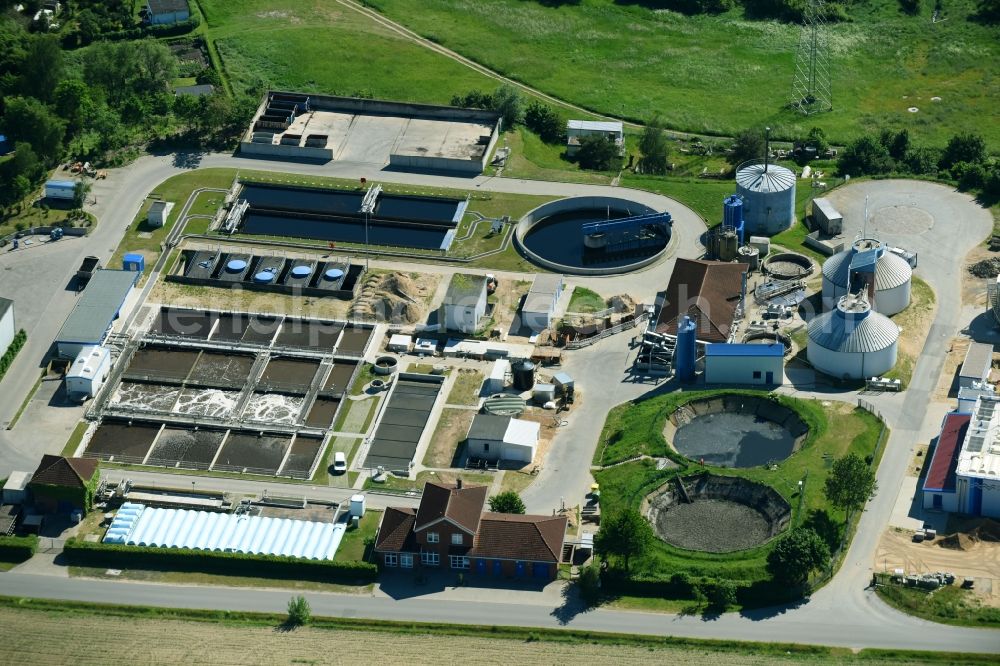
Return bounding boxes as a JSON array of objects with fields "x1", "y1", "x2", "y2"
[
  {"x1": 821, "y1": 238, "x2": 912, "y2": 316},
  {"x1": 807, "y1": 293, "x2": 899, "y2": 380},
  {"x1": 735, "y1": 160, "x2": 796, "y2": 235}
]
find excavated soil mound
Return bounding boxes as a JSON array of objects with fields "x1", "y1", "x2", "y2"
[
  {"x1": 644, "y1": 473, "x2": 791, "y2": 553},
  {"x1": 350, "y1": 273, "x2": 428, "y2": 324}
]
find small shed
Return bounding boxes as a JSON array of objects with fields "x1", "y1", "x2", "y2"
[
  {"x1": 466, "y1": 414, "x2": 539, "y2": 464},
  {"x1": 147, "y1": 200, "x2": 174, "y2": 229},
  {"x1": 533, "y1": 383, "x2": 556, "y2": 403},
  {"x1": 521, "y1": 274, "x2": 564, "y2": 332},
  {"x1": 552, "y1": 372, "x2": 574, "y2": 395},
  {"x1": 485, "y1": 359, "x2": 510, "y2": 394},
  {"x1": 123, "y1": 253, "x2": 145, "y2": 274},
  {"x1": 45, "y1": 179, "x2": 77, "y2": 201},
  {"x1": 959, "y1": 342, "x2": 993, "y2": 390},
  {"x1": 812, "y1": 197, "x2": 843, "y2": 235},
  {"x1": 704, "y1": 343, "x2": 784, "y2": 386},
  {"x1": 2, "y1": 471, "x2": 31, "y2": 505},
  {"x1": 387, "y1": 334, "x2": 411, "y2": 353}
]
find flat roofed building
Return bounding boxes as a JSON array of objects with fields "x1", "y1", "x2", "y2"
[
  {"x1": 0, "y1": 297, "x2": 14, "y2": 360},
  {"x1": 953, "y1": 395, "x2": 1000, "y2": 518},
  {"x1": 521, "y1": 274, "x2": 564, "y2": 332},
  {"x1": 704, "y1": 343, "x2": 784, "y2": 386},
  {"x1": 922, "y1": 412, "x2": 971, "y2": 514},
  {"x1": 959, "y1": 342, "x2": 994, "y2": 390},
  {"x1": 65, "y1": 345, "x2": 111, "y2": 399},
  {"x1": 565, "y1": 120, "x2": 624, "y2": 156},
  {"x1": 145, "y1": 0, "x2": 190, "y2": 25},
  {"x1": 440, "y1": 274, "x2": 488, "y2": 334},
  {"x1": 54, "y1": 269, "x2": 138, "y2": 357}
]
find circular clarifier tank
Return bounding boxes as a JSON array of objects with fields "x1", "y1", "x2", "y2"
[
  {"x1": 253, "y1": 271, "x2": 275, "y2": 284},
  {"x1": 226, "y1": 259, "x2": 248, "y2": 272},
  {"x1": 290, "y1": 265, "x2": 312, "y2": 278},
  {"x1": 324, "y1": 268, "x2": 345, "y2": 281},
  {"x1": 516, "y1": 197, "x2": 671, "y2": 275}
]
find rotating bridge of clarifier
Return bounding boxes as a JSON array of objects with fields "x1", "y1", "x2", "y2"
[{"x1": 580, "y1": 211, "x2": 673, "y2": 254}]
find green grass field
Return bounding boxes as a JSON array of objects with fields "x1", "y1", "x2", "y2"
[{"x1": 365, "y1": 0, "x2": 1000, "y2": 147}]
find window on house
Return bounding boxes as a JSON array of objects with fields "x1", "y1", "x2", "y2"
[
  {"x1": 484, "y1": 442, "x2": 490, "y2": 452},
  {"x1": 421, "y1": 551, "x2": 440, "y2": 566},
  {"x1": 427, "y1": 532, "x2": 439, "y2": 543},
  {"x1": 400, "y1": 553, "x2": 414, "y2": 569},
  {"x1": 753, "y1": 371, "x2": 762, "y2": 379},
  {"x1": 451, "y1": 533, "x2": 463, "y2": 545},
  {"x1": 384, "y1": 553, "x2": 398, "y2": 567},
  {"x1": 449, "y1": 555, "x2": 470, "y2": 570}
]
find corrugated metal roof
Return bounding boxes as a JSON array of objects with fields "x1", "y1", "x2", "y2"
[
  {"x1": 923, "y1": 413, "x2": 970, "y2": 492},
  {"x1": 960, "y1": 342, "x2": 994, "y2": 380},
  {"x1": 812, "y1": 197, "x2": 841, "y2": 220},
  {"x1": 567, "y1": 120, "x2": 623, "y2": 133},
  {"x1": 735, "y1": 162, "x2": 795, "y2": 193},
  {"x1": 807, "y1": 307, "x2": 899, "y2": 353},
  {"x1": 469, "y1": 413, "x2": 510, "y2": 441},
  {"x1": 705, "y1": 343, "x2": 784, "y2": 357},
  {"x1": 103, "y1": 503, "x2": 345, "y2": 560},
  {"x1": 55, "y1": 270, "x2": 138, "y2": 344},
  {"x1": 821, "y1": 242, "x2": 911, "y2": 290}
]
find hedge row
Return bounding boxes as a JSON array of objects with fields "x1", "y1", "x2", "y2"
[
  {"x1": 0, "y1": 535, "x2": 39, "y2": 563},
  {"x1": 102, "y1": 17, "x2": 201, "y2": 42},
  {"x1": 0, "y1": 329, "x2": 27, "y2": 379},
  {"x1": 62, "y1": 538, "x2": 377, "y2": 584}
]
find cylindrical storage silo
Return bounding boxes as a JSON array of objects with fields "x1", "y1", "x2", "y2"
[
  {"x1": 807, "y1": 294, "x2": 898, "y2": 380},
  {"x1": 735, "y1": 160, "x2": 796, "y2": 235},
  {"x1": 719, "y1": 231, "x2": 739, "y2": 262},
  {"x1": 674, "y1": 315, "x2": 697, "y2": 382},
  {"x1": 723, "y1": 194, "x2": 745, "y2": 244},
  {"x1": 513, "y1": 360, "x2": 535, "y2": 391},
  {"x1": 738, "y1": 245, "x2": 760, "y2": 271},
  {"x1": 820, "y1": 238, "x2": 912, "y2": 315}
]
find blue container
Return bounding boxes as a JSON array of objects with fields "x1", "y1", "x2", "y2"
[
  {"x1": 324, "y1": 268, "x2": 344, "y2": 281},
  {"x1": 675, "y1": 315, "x2": 697, "y2": 382},
  {"x1": 290, "y1": 265, "x2": 311, "y2": 278},
  {"x1": 226, "y1": 259, "x2": 248, "y2": 272},
  {"x1": 123, "y1": 252, "x2": 145, "y2": 274},
  {"x1": 254, "y1": 271, "x2": 276, "y2": 284},
  {"x1": 723, "y1": 194, "x2": 745, "y2": 245}
]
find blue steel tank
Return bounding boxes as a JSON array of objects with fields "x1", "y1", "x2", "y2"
[
  {"x1": 674, "y1": 315, "x2": 697, "y2": 382},
  {"x1": 735, "y1": 160, "x2": 796, "y2": 235},
  {"x1": 723, "y1": 195, "x2": 745, "y2": 244}
]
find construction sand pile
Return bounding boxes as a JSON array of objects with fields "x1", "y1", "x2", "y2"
[
  {"x1": 938, "y1": 519, "x2": 1000, "y2": 550},
  {"x1": 350, "y1": 272, "x2": 430, "y2": 324}
]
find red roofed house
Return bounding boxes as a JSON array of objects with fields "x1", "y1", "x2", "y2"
[
  {"x1": 28, "y1": 455, "x2": 100, "y2": 515},
  {"x1": 655, "y1": 258, "x2": 748, "y2": 343},
  {"x1": 374, "y1": 481, "x2": 566, "y2": 580},
  {"x1": 922, "y1": 412, "x2": 971, "y2": 513}
]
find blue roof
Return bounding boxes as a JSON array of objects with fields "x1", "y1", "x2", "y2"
[
  {"x1": 705, "y1": 343, "x2": 784, "y2": 357},
  {"x1": 46, "y1": 180, "x2": 77, "y2": 188}
]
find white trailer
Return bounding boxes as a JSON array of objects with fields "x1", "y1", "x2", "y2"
[{"x1": 66, "y1": 346, "x2": 111, "y2": 400}]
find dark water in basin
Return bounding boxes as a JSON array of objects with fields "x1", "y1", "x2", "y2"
[
  {"x1": 522, "y1": 208, "x2": 669, "y2": 270},
  {"x1": 673, "y1": 412, "x2": 796, "y2": 468}
]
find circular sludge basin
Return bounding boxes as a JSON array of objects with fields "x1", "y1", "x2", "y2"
[
  {"x1": 515, "y1": 197, "x2": 671, "y2": 275},
  {"x1": 372, "y1": 356, "x2": 398, "y2": 376},
  {"x1": 762, "y1": 251, "x2": 813, "y2": 280},
  {"x1": 665, "y1": 394, "x2": 809, "y2": 468},
  {"x1": 645, "y1": 473, "x2": 791, "y2": 552}
]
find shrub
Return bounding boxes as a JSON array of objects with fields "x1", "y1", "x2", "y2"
[
  {"x1": 0, "y1": 535, "x2": 39, "y2": 563},
  {"x1": 286, "y1": 595, "x2": 311, "y2": 626}
]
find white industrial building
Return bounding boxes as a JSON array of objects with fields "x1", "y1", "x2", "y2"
[
  {"x1": 465, "y1": 413, "x2": 539, "y2": 464},
  {"x1": 924, "y1": 395, "x2": 1000, "y2": 518},
  {"x1": 821, "y1": 238, "x2": 912, "y2": 316},
  {"x1": 959, "y1": 342, "x2": 994, "y2": 390},
  {"x1": 65, "y1": 346, "x2": 111, "y2": 400},
  {"x1": 807, "y1": 292, "x2": 899, "y2": 380},
  {"x1": 440, "y1": 274, "x2": 488, "y2": 334},
  {"x1": 54, "y1": 269, "x2": 139, "y2": 357},
  {"x1": 0, "y1": 297, "x2": 15, "y2": 360},
  {"x1": 521, "y1": 274, "x2": 564, "y2": 331},
  {"x1": 704, "y1": 343, "x2": 784, "y2": 386},
  {"x1": 811, "y1": 197, "x2": 843, "y2": 235},
  {"x1": 2, "y1": 471, "x2": 31, "y2": 505},
  {"x1": 147, "y1": 200, "x2": 174, "y2": 228},
  {"x1": 484, "y1": 359, "x2": 509, "y2": 394},
  {"x1": 387, "y1": 333, "x2": 411, "y2": 353},
  {"x1": 565, "y1": 120, "x2": 624, "y2": 156}
]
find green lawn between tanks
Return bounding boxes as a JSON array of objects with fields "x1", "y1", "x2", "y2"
[
  {"x1": 3, "y1": 598, "x2": 999, "y2": 664},
  {"x1": 593, "y1": 390, "x2": 884, "y2": 591},
  {"x1": 566, "y1": 286, "x2": 606, "y2": 314},
  {"x1": 365, "y1": 0, "x2": 1000, "y2": 147}
]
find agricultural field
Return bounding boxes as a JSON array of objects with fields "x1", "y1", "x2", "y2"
[{"x1": 365, "y1": 0, "x2": 1000, "y2": 146}]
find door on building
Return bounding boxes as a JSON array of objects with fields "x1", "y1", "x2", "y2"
[
  {"x1": 532, "y1": 562, "x2": 549, "y2": 578},
  {"x1": 766, "y1": 371, "x2": 774, "y2": 384},
  {"x1": 493, "y1": 560, "x2": 502, "y2": 576},
  {"x1": 515, "y1": 561, "x2": 525, "y2": 576},
  {"x1": 476, "y1": 559, "x2": 487, "y2": 574},
  {"x1": 932, "y1": 494, "x2": 943, "y2": 510}
]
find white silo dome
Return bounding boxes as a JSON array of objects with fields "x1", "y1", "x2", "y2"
[
  {"x1": 821, "y1": 238, "x2": 912, "y2": 316},
  {"x1": 807, "y1": 293, "x2": 899, "y2": 380}
]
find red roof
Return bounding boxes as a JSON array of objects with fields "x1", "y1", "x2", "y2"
[
  {"x1": 923, "y1": 413, "x2": 971, "y2": 492},
  {"x1": 29, "y1": 455, "x2": 98, "y2": 488},
  {"x1": 470, "y1": 513, "x2": 567, "y2": 563},
  {"x1": 414, "y1": 482, "x2": 487, "y2": 534},
  {"x1": 373, "y1": 507, "x2": 417, "y2": 552},
  {"x1": 655, "y1": 258, "x2": 748, "y2": 343}
]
